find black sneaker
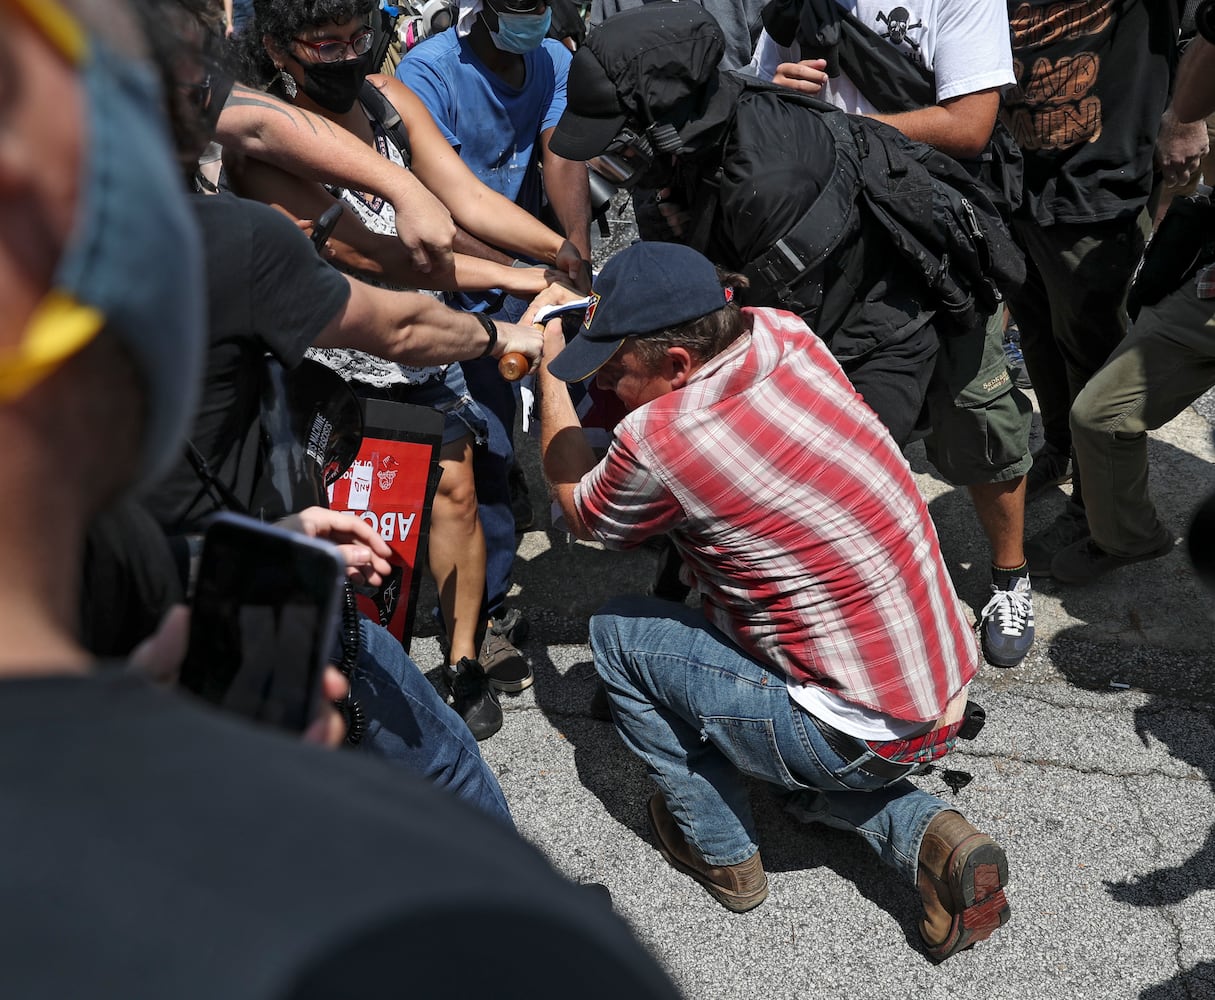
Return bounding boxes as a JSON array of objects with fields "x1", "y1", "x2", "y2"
[
  {"x1": 1025, "y1": 444, "x2": 1072, "y2": 503},
  {"x1": 448, "y1": 658, "x2": 502, "y2": 741},
  {"x1": 1050, "y1": 533, "x2": 1175, "y2": 585},
  {"x1": 1025, "y1": 503, "x2": 1090, "y2": 575}
]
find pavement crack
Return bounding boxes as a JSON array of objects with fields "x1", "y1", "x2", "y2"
[{"x1": 951, "y1": 747, "x2": 1206, "y2": 782}]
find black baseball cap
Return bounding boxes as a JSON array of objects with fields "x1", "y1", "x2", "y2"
[
  {"x1": 547, "y1": 241, "x2": 734, "y2": 383},
  {"x1": 549, "y1": 1, "x2": 726, "y2": 161}
]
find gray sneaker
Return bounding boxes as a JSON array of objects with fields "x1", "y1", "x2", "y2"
[
  {"x1": 1025, "y1": 504, "x2": 1090, "y2": 575},
  {"x1": 481, "y1": 619, "x2": 533, "y2": 693},
  {"x1": 1025, "y1": 444, "x2": 1072, "y2": 503},
  {"x1": 979, "y1": 576, "x2": 1035, "y2": 668}
]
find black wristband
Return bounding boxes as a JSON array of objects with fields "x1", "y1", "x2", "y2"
[{"x1": 475, "y1": 313, "x2": 498, "y2": 358}]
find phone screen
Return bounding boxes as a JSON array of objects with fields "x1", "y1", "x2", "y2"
[{"x1": 179, "y1": 514, "x2": 345, "y2": 732}]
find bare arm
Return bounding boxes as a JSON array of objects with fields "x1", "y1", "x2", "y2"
[
  {"x1": 231, "y1": 156, "x2": 552, "y2": 297},
  {"x1": 770, "y1": 61, "x2": 1000, "y2": 159},
  {"x1": 541, "y1": 128, "x2": 593, "y2": 287},
  {"x1": 536, "y1": 320, "x2": 597, "y2": 540},
  {"x1": 541, "y1": 128, "x2": 592, "y2": 260},
  {"x1": 314, "y1": 279, "x2": 545, "y2": 367},
  {"x1": 216, "y1": 84, "x2": 455, "y2": 274},
  {"x1": 376, "y1": 77, "x2": 585, "y2": 276},
  {"x1": 869, "y1": 88, "x2": 1001, "y2": 160},
  {"x1": 1173, "y1": 37, "x2": 1215, "y2": 124}
]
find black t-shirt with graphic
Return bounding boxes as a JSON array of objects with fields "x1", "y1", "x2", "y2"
[{"x1": 1003, "y1": 0, "x2": 1179, "y2": 225}]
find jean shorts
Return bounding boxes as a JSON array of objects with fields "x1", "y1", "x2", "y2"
[{"x1": 390, "y1": 364, "x2": 490, "y2": 448}]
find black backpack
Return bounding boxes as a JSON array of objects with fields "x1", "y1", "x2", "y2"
[{"x1": 716, "y1": 78, "x2": 1025, "y2": 337}]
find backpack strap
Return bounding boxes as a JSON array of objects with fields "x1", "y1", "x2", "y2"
[
  {"x1": 359, "y1": 78, "x2": 413, "y2": 168},
  {"x1": 835, "y1": 8, "x2": 936, "y2": 113}
]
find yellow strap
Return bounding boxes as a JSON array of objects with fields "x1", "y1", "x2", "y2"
[
  {"x1": 4, "y1": 0, "x2": 88, "y2": 65},
  {"x1": 0, "y1": 292, "x2": 103, "y2": 402}
]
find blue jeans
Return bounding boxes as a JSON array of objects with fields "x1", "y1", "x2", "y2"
[
  {"x1": 590, "y1": 596, "x2": 949, "y2": 884},
  {"x1": 349, "y1": 617, "x2": 513, "y2": 826},
  {"x1": 231, "y1": 0, "x2": 254, "y2": 33}
]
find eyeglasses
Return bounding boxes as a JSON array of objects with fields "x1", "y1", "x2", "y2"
[
  {"x1": 291, "y1": 26, "x2": 375, "y2": 64},
  {"x1": 177, "y1": 74, "x2": 213, "y2": 112}
]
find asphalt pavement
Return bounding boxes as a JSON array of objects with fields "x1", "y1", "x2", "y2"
[{"x1": 409, "y1": 205, "x2": 1215, "y2": 999}]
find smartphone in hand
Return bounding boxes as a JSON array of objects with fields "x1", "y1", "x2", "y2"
[
  {"x1": 311, "y1": 201, "x2": 344, "y2": 253},
  {"x1": 179, "y1": 513, "x2": 345, "y2": 732}
]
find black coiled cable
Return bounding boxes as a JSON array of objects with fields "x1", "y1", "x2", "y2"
[{"x1": 333, "y1": 581, "x2": 366, "y2": 746}]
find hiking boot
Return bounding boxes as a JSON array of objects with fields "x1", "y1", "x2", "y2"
[
  {"x1": 1051, "y1": 533, "x2": 1175, "y2": 585},
  {"x1": 917, "y1": 810, "x2": 1010, "y2": 962},
  {"x1": 447, "y1": 658, "x2": 502, "y2": 742},
  {"x1": 1025, "y1": 503, "x2": 1090, "y2": 576},
  {"x1": 480, "y1": 626, "x2": 533, "y2": 693},
  {"x1": 979, "y1": 576, "x2": 1034, "y2": 668},
  {"x1": 1002, "y1": 326, "x2": 1032, "y2": 391},
  {"x1": 646, "y1": 793, "x2": 768, "y2": 913},
  {"x1": 1025, "y1": 443, "x2": 1072, "y2": 503}
]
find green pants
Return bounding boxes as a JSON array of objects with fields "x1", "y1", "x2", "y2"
[
  {"x1": 1008, "y1": 210, "x2": 1152, "y2": 505},
  {"x1": 923, "y1": 307, "x2": 1033, "y2": 486},
  {"x1": 1070, "y1": 274, "x2": 1215, "y2": 556}
]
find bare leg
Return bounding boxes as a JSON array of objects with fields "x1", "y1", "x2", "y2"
[
  {"x1": 968, "y1": 477, "x2": 1027, "y2": 569},
  {"x1": 427, "y1": 435, "x2": 486, "y2": 665}
]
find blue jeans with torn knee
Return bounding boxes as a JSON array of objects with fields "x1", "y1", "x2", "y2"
[
  {"x1": 350, "y1": 617, "x2": 513, "y2": 826},
  {"x1": 589, "y1": 596, "x2": 948, "y2": 884}
]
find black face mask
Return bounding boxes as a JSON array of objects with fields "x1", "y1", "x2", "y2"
[{"x1": 298, "y1": 53, "x2": 372, "y2": 113}]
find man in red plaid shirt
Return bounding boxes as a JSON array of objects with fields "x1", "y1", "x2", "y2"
[{"x1": 536, "y1": 241, "x2": 1011, "y2": 961}]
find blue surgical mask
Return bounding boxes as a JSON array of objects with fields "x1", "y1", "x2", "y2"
[
  {"x1": 50, "y1": 29, "x2": 207, "y2": 489},
  {"x1": 485, "y1": 7, "x2": 552, "y2": 53}
]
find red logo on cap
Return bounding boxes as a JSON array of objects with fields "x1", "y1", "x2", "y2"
[{"x1": 583, "y1": 292, "x2": 601, "y2": 329}]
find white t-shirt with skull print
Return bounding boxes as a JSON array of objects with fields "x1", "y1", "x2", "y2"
[{"x1": 748, "y1": 0, "x2": 1013, "y2": 113}]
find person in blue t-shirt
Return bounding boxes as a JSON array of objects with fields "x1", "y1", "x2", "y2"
[{"x1": 398, "y1": 0, "x2": 591, "y2": 666}]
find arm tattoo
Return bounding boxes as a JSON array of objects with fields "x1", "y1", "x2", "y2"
[{"x1": 224, "y1": 84, "x2": 339, "y2": 138}]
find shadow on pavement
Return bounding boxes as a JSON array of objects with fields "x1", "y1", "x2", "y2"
[
  {"x1": 1051, "y1": 629, "x2": 1215, "y2": 999},
  {"x1": 1140, "y1": 959, "x2": 1215, "y2": 999}
]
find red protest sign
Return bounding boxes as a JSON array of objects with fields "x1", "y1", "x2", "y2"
[{"x1": 329, "y1": 400, "x2": 442, "y2": 652}]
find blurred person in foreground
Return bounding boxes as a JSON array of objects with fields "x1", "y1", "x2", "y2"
[{"x1": 0, "y1": 0, "x2": 681, "y2": 995}]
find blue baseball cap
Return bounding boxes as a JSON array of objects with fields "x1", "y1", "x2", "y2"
[{"x1": 547, "y1": 241, "x2": 734, "y2": 383}]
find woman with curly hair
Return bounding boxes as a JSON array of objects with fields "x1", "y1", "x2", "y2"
[{"x1": 227, "y1": 0, "x2": 586, "y2": 737}]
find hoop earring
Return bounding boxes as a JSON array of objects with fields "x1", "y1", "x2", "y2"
[{"x1": 278, "y1": 68, "x2": 298, "y2": 99}]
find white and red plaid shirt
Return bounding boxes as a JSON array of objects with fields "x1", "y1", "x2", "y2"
[{"x1": 574, "y1": 307, "x2": 978, "y2": 723}]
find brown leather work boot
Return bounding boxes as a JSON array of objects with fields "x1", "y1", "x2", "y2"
[
  {"x1": 646, "y1": 792, "x2": 768, "y2": 912},
  {"x1": 917, "y1": 810, "x2": 1010, "y2": 961}
]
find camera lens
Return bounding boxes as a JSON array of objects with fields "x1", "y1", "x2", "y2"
[{"x1": 1197, "y1": 0, "x2": 1215, "y2": 43}]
